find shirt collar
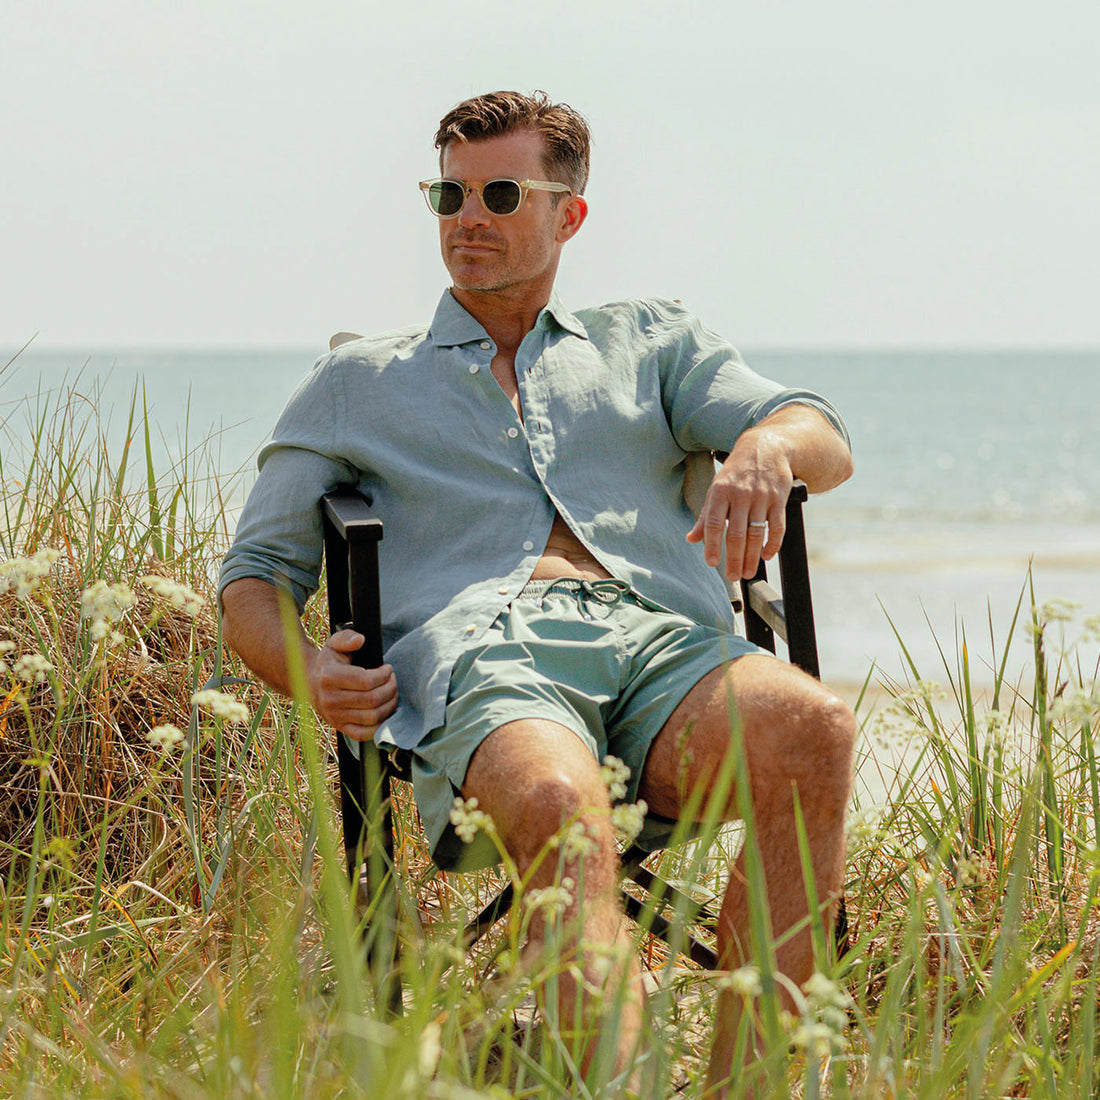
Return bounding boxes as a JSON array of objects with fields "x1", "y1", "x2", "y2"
[{"x1": 428, "y1": 289, "x2": 590, "y2": 347}]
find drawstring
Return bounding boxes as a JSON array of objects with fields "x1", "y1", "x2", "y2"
[{"x1": 520, "y1": 577, "x2": 632, "y2": 619}]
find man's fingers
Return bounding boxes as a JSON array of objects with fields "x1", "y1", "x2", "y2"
[
  {"x1": 762, "y1": 500, "x2": 786, "y2": 560},
  {"x1": 326, "y1": 628, "x2": 366, "y2": 655}
]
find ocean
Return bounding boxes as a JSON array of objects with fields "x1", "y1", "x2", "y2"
[{"x1": 3, "y1": 346, "x2": 1098, "y2": 694}]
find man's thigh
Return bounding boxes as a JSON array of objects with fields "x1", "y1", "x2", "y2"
[{"x1": 637, "y1": 653, "x2": 848, "y2": 819}]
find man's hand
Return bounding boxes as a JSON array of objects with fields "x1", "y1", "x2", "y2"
[
  {"x1": 220, "y1": 578, "x2": 399, "y2": 742},
  {"x1": 685, "y1": 404, "x2": 853, "y2": 581},
  {"x1": 686, "y1": 433, "x2": 793, "y2": 581},
  {"x1": 308, "y1": 630, "x2": 399, "y2": 742}
]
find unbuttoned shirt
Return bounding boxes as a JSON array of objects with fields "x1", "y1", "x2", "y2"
[{"x1": 218, "y1": 291, "x2": 849, "y2": 751}]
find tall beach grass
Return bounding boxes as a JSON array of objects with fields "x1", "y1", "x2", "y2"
[{"x1": 2, "y1": 368, "x2": 1098, "y2": 1098}]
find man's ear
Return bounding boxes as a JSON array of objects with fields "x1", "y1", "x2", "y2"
[{"x1": 555, "y1": 194, "x2": 588, "y2": 243}]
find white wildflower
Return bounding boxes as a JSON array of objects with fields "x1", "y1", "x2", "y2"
[
  {"x1": 791, "y1": 973, "x2": 851, "y2": 1057},
  {"x1": 550, "y1": 819, "x2": 598, "y2": 860},
  {"x1": 1083, "y1": 614, "x2": 1100, "y2": 643},
  {"x1": 449, "y1": 796, "x2": 494, "y2": 844},
  {"x1": 191, "y1": 688, "x2": 250, "y2": 724},
  {"x1": 81, "y1": 580, "x2": 136, "y2": 631},
  {"x1": 723, "y1": 965, "x2": 762, "y2": 998},
  {"x1": 868, "y1": 704, "x2": 921, "y2": 750},
  {"x1": 148, "y1": 724, "x2": 185, "y2": 751},
  {"x1": 802, "y1": 972, "x2": 851, "y2": 1011},
  {"x1": 791, "y1": 1020, "x2": 846, "y2": 1059},
  {"x1": 524, "y1": 878, "x2": 575, "y2": 918},
  {"x1": 600, "y1": 755, "x2": 631, "y2": 801},
  {"x1": 610, "y1": 800, "x2": 648, "y2": 844},
  {"x1": 139, "y1": 574, "x2": 205, "y2": 616},
  {"x1": 0, "y1": 641, "x2": 15, "y2": 654},
  {"x1": 846, "y1": 804, "x2": 888, "y2": 846},
  {"x1": 1049, "y1": 682, "x2": 1100, "y2": 729},
  {"x1": 982, "y1": 709, "x2": 1014, "y2": 750},
  {"x1": 0, "y1": 548, "x2": 60, "y2": 599},
  {"x1": 14, "y1": 653, "x2": 54, "y2": 684},
  {"x1": 1037, "y1": 598, "x2": 1080, "y2": 626},
  {"x1": 40, "y1": 894, "x2": 55, "y2": 911}
]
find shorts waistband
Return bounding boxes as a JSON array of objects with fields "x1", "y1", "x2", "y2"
[
  {"x1": 517, "y1": 577, "x2": 632, "y2": 601},
  {"x1": 513, "y1": 577, "x2": 667, "y2": 621}
]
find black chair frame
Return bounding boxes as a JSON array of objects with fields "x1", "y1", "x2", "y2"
[{"x1": 321, "y1": 477, "x2": 833, "y2": 982}]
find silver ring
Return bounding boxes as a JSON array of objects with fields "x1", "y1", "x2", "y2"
[{"x1": 747, "y1": 521, "x2": 768, "y2": 529}]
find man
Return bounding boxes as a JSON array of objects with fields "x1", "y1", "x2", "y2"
[{"x1": 219, "y1": 90, "x2": 855, "y2": 1094}]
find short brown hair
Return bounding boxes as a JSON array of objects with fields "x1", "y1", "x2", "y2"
[{"x1": 434, "y1": 90, "x2": 590, "y2": 195}]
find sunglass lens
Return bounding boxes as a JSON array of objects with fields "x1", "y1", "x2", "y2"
[
  {"x1": 429, "y1": 181, "x2": 465, "y2": 217},
  {"x1": 483, "y1": 180, "x2": 522, "y2": 215}
]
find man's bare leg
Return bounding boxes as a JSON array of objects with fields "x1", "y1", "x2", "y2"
[
  {"x1": 639, "y1": 654, "x2": 856, "y2": 1096},
  {"x1": 462, "y1": 719, "x2": 643, "y2": 1085}
]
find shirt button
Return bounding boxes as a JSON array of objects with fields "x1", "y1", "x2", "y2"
[
  {"x1": 479, "y1": 340, "x2": 491, "y2": 350},
  {"x1": 468, "y1": 363, "x2": 479, "y2": 374},
  {"x1": 497, "y1": 585, "x2": 509, "y2": 595},
  {"x1": 507, "y1": 426, "x2": 519, "y2": 438},
  {"x1": 464, "y1": 623, "x2": 476, "y2": 634},
  {"x1": 522, "y1": 540, "x2": 534, "y2": 552}
]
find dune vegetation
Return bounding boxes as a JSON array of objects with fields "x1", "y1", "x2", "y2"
[{"x1": 2, "y1": 371, "x2": 1098, "y2": 1098}]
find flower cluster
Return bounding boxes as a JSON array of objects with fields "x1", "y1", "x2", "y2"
[
  {"x1": 790, "y1": 972, "x2": 851, "y2": 1059},
  {"x1": 14, "y1": 653, "x2": 54, "y2": 684},
  {"x1": 549, "y1": 819, "x2": 598, "y2": 860},
  {"x1": 722, "y1": 964, "x2": 762, "y2": 998},
  {"x1": 1050, "y1": 681, "x2": 1100, "y2": 730},
  {"x1": 610, "y1": 799, "x2": 648, "y2": 844},
  {"x1": 449, "y1": 796, "x2": 495, "y2": 844},
  {"x1": 191, "y1": 689, "x2": 250, "y2": 724},
  {"x1": 846, "y1": 804, "x2": 888, "y2": 848},
  {"x1": 147, "y1": 724, "x2": 185, "y2": 751},
  {"x1": 0, "y1": 548, "x2": 60, "y2": 600},
  {"x1": 1037, "y1": 597, "x2": 1080, "y2": 627},
  {"x1": 0, "y1": 639, "x2": 15, "y2": 677},
  {"x1": 600, "y1": 755, "x2": 631, "y2": 800},
  {"x1": 81, "y1": 580, "x2": 137, "y2": 644},
  {"x1": 139, "y1": 574, "x2": 205, "y2": 617},
  {"x1": 523, "y1": 877, "x2": 575, "y2": 918}
]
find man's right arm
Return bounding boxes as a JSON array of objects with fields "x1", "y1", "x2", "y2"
[{"x1": 220, "y1": 577, "x2": 398, "y2": 741}]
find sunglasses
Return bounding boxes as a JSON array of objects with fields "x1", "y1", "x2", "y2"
[{"x1": 419, "y1": 177, "x2": 571, "y2": 218}]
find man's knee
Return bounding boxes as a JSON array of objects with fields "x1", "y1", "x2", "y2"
[
  {"x1": 463, "y1": 721, "x2": 616, "y2": 871},
  {"x1": 767, "y1": 683, "x2": 856, "y2": 801}
]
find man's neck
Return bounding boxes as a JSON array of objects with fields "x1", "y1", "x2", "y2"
[{"x1": 449, "y1": 285, "x2": 554, "y2": 358}]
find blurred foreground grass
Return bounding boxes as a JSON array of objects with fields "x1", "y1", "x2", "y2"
[{"x1": 2, "y1": 370, "x2": 1099, "y2": 1098}]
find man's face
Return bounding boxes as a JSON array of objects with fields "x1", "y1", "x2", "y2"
[{"x1": 438, "y1": 130, "x2": 581, "y2": 299}]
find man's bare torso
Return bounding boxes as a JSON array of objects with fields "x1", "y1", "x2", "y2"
[{"x1": 491, "y1": 351, "x2": 613, "y2": 583}]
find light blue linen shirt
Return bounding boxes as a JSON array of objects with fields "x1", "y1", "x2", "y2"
[{"x1": 218, "y1": 291, "x2": 849, "y2": 750}]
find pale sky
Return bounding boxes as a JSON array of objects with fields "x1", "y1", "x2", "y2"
[{"x1": 3, "y1": 0, "x2": 1097, "y2": 350}]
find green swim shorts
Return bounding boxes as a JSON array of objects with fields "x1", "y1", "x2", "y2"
[{"x1": 412, "y1": 577, "x2": 762, "y2": 870}]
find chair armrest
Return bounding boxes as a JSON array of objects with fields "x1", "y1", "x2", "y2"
[
  {"x1": 739, "y1": 480, "x2": 820, "y2": 678},
  {"x1": 321, "y1": 489, "x2": 384, "y2": 669}
]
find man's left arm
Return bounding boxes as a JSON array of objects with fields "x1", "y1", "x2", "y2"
[{"x1": 686, "y1": 404, "x2": 853, "y2": 581}]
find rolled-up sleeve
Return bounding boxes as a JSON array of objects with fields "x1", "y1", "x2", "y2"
[{"x1": 656, "y1": 304, "x2": 851, "y2": 453}]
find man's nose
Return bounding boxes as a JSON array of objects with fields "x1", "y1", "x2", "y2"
[{"x1": 456, "y1": 187, "x2": 491, "y2": 227}]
